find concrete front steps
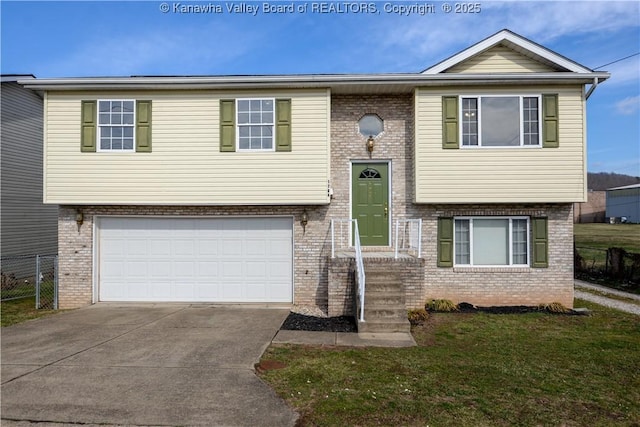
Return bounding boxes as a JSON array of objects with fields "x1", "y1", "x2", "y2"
[{"x1": 356, "y1": 270, "x2": 411, "y2": 333}]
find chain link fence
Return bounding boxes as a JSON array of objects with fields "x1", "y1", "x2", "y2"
[
  {"x1": 1, "y1": 255, "x2": 58, "y2": 309},
  {"x1": 575, "y1": 246, "x2": 640, "y2": 292}
]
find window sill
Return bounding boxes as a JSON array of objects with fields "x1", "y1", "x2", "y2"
[
  {"x1": 453, "y1": 266, "x2": 531, "y2": 273},
  {"x1": 459, "y1": 145, "x2": 542, "y2": 149}
]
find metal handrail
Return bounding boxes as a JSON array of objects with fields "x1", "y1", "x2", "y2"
[
  {"x1": 395, "y1": 218, "x2": 423, "y2": 259},
  {"x1": 330, "y1": 219, "x2": 366, "y2": 322},
  {"x1": 352, "y1": 220, "x2": 366, "y2": 322}
]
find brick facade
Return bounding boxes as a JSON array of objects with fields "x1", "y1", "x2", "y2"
[
  {"x1": 57, "y1": 94, "x2": 575, "y2": 312},
  {"x1": 58, "y1": 205, "x2": 331, "y2": 309}
]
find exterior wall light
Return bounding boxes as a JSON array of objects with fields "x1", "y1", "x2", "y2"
[
  {"x1": 301, "y1": 209, "x2": 309, "y2": 234},
  {"x1": 76, "y1": 209, "x2": 84, "y2": 232},
  {"x1": 367, "y1": 136, "x2": 375, "y2": 158}
]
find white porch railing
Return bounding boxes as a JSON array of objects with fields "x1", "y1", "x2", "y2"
[
  {"x1": 394, "y1": 218, "x2": 423, "y2": 259},
  {"x1": 331, "y1": 219, "x2": 366, "y2": 322}
]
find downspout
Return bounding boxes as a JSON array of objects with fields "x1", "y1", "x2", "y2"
[{"x1": 585, "y1": 77, "x2": 600, "y2": 100}]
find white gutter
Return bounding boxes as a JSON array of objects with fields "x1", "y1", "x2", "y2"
[
  {"x1": 18, "y1": 72, "x2": 610, "y2": 91},
  {"x1": 585, "y1": 77, "x2": 601, "y2": 100}
]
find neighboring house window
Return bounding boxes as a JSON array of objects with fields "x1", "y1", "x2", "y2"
[
  {"x1": 237, "y1": 99, "x2": 274, "y2": 151},
  {"x1": 454, "y1": 217, "x2": 529, "y2": 266},
  {"x1": 460, "y1": 95, "x2": 541, "y2": 147},
  {"x1": 98, "y1": 100, "x2": 135, "y2": 151}
]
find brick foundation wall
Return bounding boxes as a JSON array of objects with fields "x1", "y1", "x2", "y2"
[
  {"x1": 327, "y1": 258, "x2": 355, "y2": 317},
  {"x1": 58, "y1": 207, "x2": 93, "y2": 309},
  {"x1": 419, "y1": 203, "x2": 575, "y2": 308},
  {"x1": 57, "y1": 205, "x2": 332, "y2": 309},
  {"x1": 326, "y1": 204, "x2": 574, "y2": 316}
]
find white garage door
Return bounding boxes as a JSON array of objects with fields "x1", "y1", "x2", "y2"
[{"x1": 98, "y1": 217, "x2": 293, "y2": 302}]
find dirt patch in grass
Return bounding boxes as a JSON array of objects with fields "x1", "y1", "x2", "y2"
[{"x1": 255, "y1": 359, "x2": 288, "y2": 374}]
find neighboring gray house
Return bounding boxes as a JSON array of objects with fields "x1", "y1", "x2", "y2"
[
  {"x1": 606, "y1": 183, "x2": 640, "y2": 224},
  {"x1": 1, "y1": 75, "x2": 58, "y2": 257}
]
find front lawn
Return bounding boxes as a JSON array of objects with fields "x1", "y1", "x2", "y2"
[
  {"x1": 1, "y1": 297, "x2": 60, "y2": 327},
  {"x1": 260, "y1": 300, "x2": 640, "y2": 426}
]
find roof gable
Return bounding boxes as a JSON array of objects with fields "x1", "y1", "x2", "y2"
[
  {"x1": 423, "y1": 29, "x2": 593, "y2": 74},
  {"x1": 444, "y1": 44, "x2": 559, "y2": 73}
]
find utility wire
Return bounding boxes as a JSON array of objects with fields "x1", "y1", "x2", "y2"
[{"x1": 593, "y1": 52, "x2": 640, "y2": 70}]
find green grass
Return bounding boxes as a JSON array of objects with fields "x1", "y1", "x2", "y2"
[
  {"x1": 1, "y1": 297, "x2": 60, "y2": 327},
  {"x1": 1, "y1": 282, "x2": 36, "y2": 300},
  {"x1": 260, "y1": 300, "x2": 640, "y2": 426},
  {"x1": 574, "y1": 223, "x2": 640, "y2": 253}
]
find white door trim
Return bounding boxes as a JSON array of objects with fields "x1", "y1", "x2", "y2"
[{"x1": 349, "y1": 160, "x2": 392, "y2": 246}]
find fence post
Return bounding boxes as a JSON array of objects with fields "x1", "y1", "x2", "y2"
[
  {"x1": 54, "y1": 256, "x2": 59, "y2": 309},
  {"x1": 35, "y1": 255, "x2": 41, "y2": 309}
]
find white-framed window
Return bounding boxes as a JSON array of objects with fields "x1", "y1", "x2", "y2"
[
  {"x1": 460, "y1": 95, "x2": 541, "y2": 147},
  {"x1": 237, "y1": 98, "x2": 275, "y2": 151},
  {"x1": 98, "y1": 100, "x2": 135, "y2": 151},
  {"x1": 454, "y1": 217, "x2": 530, "y2": 266}
]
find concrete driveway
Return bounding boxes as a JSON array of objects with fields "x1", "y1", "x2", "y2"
[{"x1": 1, "y1": 304, "x2": 297, "y2": 426}]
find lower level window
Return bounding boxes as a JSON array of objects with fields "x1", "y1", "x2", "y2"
[{"x1": 454, "y1": 217, "x2": 529, "y2": 266}]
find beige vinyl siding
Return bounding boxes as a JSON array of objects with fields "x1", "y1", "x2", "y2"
[
  {"x1": 414, "y1": 85, "x2": 586, "y2": 203},
  {"x1": 1, "y1": 82, "x2": 58, "y2": 256},
  {"x1": 44, "y1": 89, "x2": 330, "y2": 205},
  {"x1": 445, "y1": 45, "x2": 558, "y2": 73}
]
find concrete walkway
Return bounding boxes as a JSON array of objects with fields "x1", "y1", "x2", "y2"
[
  {"x1": 1, "y1": 304, "x2": 298, "y2": 427},
  {"x1": 575, "y1": 280, "x2": 640, "y2": 315},
  {"x1": 273, "y1": 330, "x2": 416, "y2": 347}
]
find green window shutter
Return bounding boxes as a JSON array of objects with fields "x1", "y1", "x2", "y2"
[
  {"x1": 542, "y1": 94, "x2": 559, "y2": 148},
  {"x1": 80, "y1": 100, "x2": 96, "y2": 152},
  {"x1": 531, "y1": 217, "x2": 549, "y2": 268},
  {"x1": 136, "y1": 100, "x2": 152, "y2": 153},
  {"x1": 442, "y1": 96, "x2": 459, "y2": 149},
  {"x1": 437, "y1": 217, "x2": 454, "y2": 267},
  {"x1": 275, "y1": 98, "x2": 292, "y2": 152},
  {"x1": 220, "y1": 99, "x2": 236, "y2": 152}
]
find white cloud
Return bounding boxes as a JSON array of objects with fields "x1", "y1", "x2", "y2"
[
  {"x1": 615, "y1": 95, "x2": 640, "y2": 115},
  {"x1": 483, "y1": 1, "x2": 640, "y2": 43},
  {"x1": 371, "y1": 1, "x2": 640, "y2": 71}
]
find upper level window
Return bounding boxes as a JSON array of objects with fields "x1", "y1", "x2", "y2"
[
  {"x1": 358, "y1": 114, "x2": 384, "y2": 137},
  {"x1": 98, "y1": 100, "x2": 135, "y2": 151},
  {"x1": 237, "y1": 99, "x2": 274, "y2": 151},
  {"x1": 461, "y1": 95, "x2": 540, "y2": 147},
  {"x1": 454, "y1": 217, "x2": 529, "y2": 266}
]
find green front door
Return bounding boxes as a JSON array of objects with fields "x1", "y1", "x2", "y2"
[{"x1": 352, "y1": 163, "x2": 389, "y2": 246}]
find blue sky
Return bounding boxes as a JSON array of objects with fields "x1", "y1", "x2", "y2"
[{"x1": 2, "y1": 0, "x2": 639, "y2": 176}]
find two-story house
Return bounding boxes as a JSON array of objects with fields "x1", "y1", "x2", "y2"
[{"x1": 21, "y1": 30, "x2": 608, "y2": 321}]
